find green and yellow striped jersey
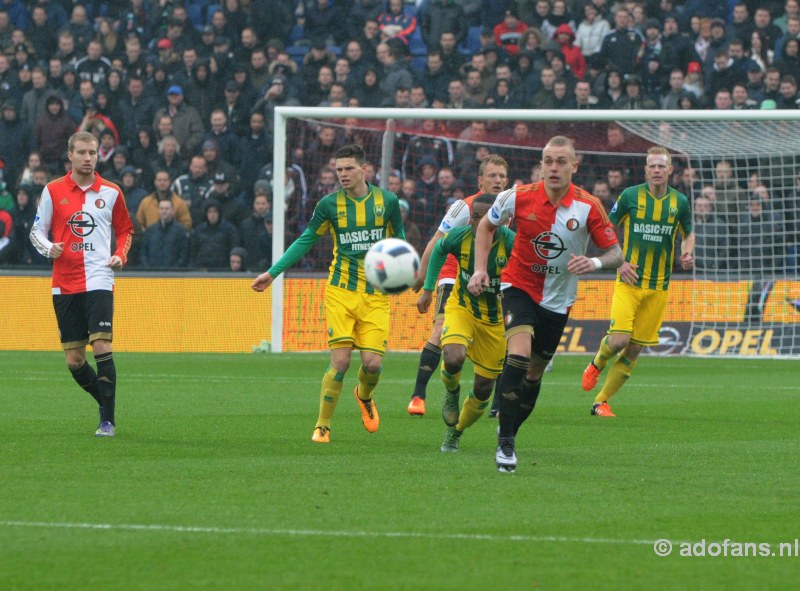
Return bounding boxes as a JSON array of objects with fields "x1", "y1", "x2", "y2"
[
  {"x1": 610, "y1": 183, "x2": 692, "y2": 290},
  {"x1": 425, "y1": 224, "x2": 515, "y2": 324},
  {"x1": 311, "y1": 184, "x2": 405, "y2": 293},
  {"x1": 268, "y1": 184, "x2": 405, "y2": 294}
]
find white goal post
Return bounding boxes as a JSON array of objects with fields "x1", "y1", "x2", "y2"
[{"x1": 270, "y1": 107, "x2": 800, "y2": 356}]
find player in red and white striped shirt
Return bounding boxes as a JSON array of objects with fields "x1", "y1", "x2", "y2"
[
  {"x1": 470, "y1": 136, "x2": 623, "y2": 472},
  {"x1": 30, "y1": 131, "x2": 134, "y2": 437}
]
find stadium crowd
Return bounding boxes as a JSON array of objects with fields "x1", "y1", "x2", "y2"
[{"x1": 0, "y1": 0, "x2": 798, "y2": 273}]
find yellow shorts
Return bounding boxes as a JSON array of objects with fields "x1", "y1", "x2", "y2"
[
  {"x1": 325, "y1": 284, "x2": 390, "y2": 354},
  {"x1": 440, "y1": 300, "x2": 505, "y2": 378},
  {"x1": 608, "y1": 282, "x2": 668, "y2": 346}
]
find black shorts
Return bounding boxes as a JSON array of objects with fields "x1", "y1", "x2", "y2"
[
  {"x1": 501, "y1": 286, "x2": 568, "y2": 361},
  {"x1": 52, "y1": 290, "x2": 114, "y2": 350},
  {"x1": 434, "y1": 283, "x2": 454, "y2": 320}
]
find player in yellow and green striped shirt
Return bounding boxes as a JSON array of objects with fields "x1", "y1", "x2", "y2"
[
  {"x1": 581, "y1": 146, "x2": 695, "y2": 417},
  {"x1": 417, "y1": 194, "x2": 515, "y2": 452},
  {"x1": 252, "y1": 144, "x2": 405, "y2": 443}
]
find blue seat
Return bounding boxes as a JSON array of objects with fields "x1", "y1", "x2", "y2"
[
  {"x1": 461, "y1": 25, "x2": 482, "y2": 55},
  {"x1": 287, "y1": 45, "x2": 308, "y2": 67},
  {"x1": 410, "y1": 55, "x2": 427, "y2": 72},
  {"x1": 408, "y1": 27, "x2": 427, "y2": 56}
]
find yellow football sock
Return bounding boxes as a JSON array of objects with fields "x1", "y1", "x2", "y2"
[
  {"x1": 317, "y1": 366, "x2": 345, "y2": 427},
  {"x1": 595, "y1": 355, "x2": 637, "y2": 404},
  {"x1": 440, "y1": 365, "x2": 462, "y2": 393},
  {"x1": 455, "y1": 392, "x2": 488, "y2": 432},
  {"x1": 356, "y1": 365, "x2": 381, "y2": 400},
  {"x1": 593, "y1": 335, "x2": 618, "y2": 370}
]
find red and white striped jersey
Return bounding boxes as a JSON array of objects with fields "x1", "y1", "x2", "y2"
[
  {"x1": 30, "y1": 172, "x2": 134, "y2": 295},
  {"x1": 435, "y1": 192, "x2": 481, "y2": 285},
  {"x1": 488, "y1": 182, "x2": 617, "y2": 314}
]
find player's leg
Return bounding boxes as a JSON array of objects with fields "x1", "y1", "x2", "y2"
[
  {"x1": 594, "y1": 289, "x2": 666, "y2": 415},
  {"x1": 54, "y1": 293, "x2": 102, "y2": 410},
  {"x1": 440, "y1": 342, "x2": 466, "y2": 427},
  {"x1": 86, "y1": 290, "x2": 117, "y2": 436},
  {"x1": 314, "y1": 286, "x2": 357, "y2": 442},
  {"x1": 583, "y1": 283, "x2": 640, "y2": 392},
  {"x1": 493, "y1": 288, "x2": 536, "y2": 472},
  {"x1": 352, "y1": 292, "x2": 390, "y2": 433},
  {"x1": 408, "y1": 284, "x2": 452, "y2": 415},
  {"x1": 453, "y1": 319, "x2": 503, "y2": 434},
  {"x1": 438, "y1": 301, "x2": 471, "y2": 427}
]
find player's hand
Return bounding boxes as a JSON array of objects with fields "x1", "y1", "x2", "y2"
[
  {"x1": 108, "y1": 255, "x2": 124, "y2": 269},
  {"x1": 468, "y1": 271, "x2": 489, "y2": 296},
  {"x1": 680, "y1": 252, "x2": 694, "y2": 270},
  {"x1": 416, "y1": 290, "x2": 433, "y2": 314},
  {"x1": 49, "y1": 242, "x2": 64, "y2": 258},
  {"x1": 411, "y1": 276, "x2": 425, "y2": 292},
  {"x1": 619, "y1": 261, "x2": 640, "y2": 284},
  {"x1": 566, "y1": 254, "x2": 597, "y2": 275},
  {"x1": 251, "y1": 271, "x2": 274, "y2": 292}
]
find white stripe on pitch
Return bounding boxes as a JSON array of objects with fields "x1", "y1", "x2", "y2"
[{"x1": 0, "y1": 519, "x2": 663, "y2": 546}]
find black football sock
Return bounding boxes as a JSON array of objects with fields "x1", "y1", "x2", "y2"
[
  {"x1": 490, "y1": 353, "x2": 508, "y2": 414},
  {"x1": 497, "y1": 354, "x2": 529, "y2": 439},
  {"x1": 412, "y1": 342, "x2": 441, "y2": 399},
  {"x1": 69, "y1": 362, "x2": 102, "y2": 406},
  {"x1": 513, "y1": 377, "x2": 542, "y2": 436},
  {"x1": 95, "y1": 352, "x2": 116, "y2": 425}
]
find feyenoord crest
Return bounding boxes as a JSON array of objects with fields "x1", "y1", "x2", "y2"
[
  {"x1": 566, "y1": 218, "x2": 580, "y2": 231},
  {"x1": 95, "y1": 198, "x2": 106, "y2": 209},
  {"x1": 67, "y1": 211, "x2": 97, "y2": 237},
  {"x1": 373, "y1": 204, "x2": 385, "y2": 218}
]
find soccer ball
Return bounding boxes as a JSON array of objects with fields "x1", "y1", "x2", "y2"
[{"x1": 364, "y1": 238, "x2": 420, "y2": 295}]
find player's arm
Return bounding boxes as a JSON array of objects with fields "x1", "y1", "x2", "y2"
[
  {"x1": 251, "y1": 226, "x2": 321, "y2": 291},
  {"x1": 680, "y1": 232, "x2": 695, "y2": 269},
  {"x1": 468, "y1": 189, "x2": 513, "y2": 296},
  {"x1": 110, "y1": 192, "x2": 135, "y2": 269},
  {"x1": 567, "y1": 196, "x2": 624, "y2": 276},
  {"x1": 417, "y1": 231, "x2": 453, "y2": 314},
  {"x1": 413, "y1": 199, "x2": 471, "y2": 291},
  {"x1": 29, "y1": 186, "x2": 62, "y2": 258}
]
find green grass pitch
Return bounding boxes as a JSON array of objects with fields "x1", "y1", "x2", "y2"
[{"x1": 1, "y1": 351, "x2": 798, "y2": 590}]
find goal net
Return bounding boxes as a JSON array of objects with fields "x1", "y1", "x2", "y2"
[{"x1": 268, "y1": 108, "x2": 800, "y2": 357}]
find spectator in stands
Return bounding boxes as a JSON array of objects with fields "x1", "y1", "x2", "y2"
[
  {"x1": 20, "y1": 67, "x2": 56, "y2": 126},
  {"x1": 352, "y1": 67, "x2": 387, "y2": 108},
  {"x1": 661, "y1": 68, "x2": 689, "y2": 109},
  {"x1": 777, "y1": 38, "x2": 800, "y2": 81},
  {"x1": 0, "y1": 99, "x2": 31, "y2": 189},
  {"x1": 732, "y1": 83, "x2": 759, "y2": 109},
  {"x1": 750, "y1": 30, "x2": 773, "y2": 73},
  {"x1": 575, "y1": 2, "x2": 610, "y2": 58},
  {"x1": 554, "y1": 23, "x2": 585, "y2": 81},
  {"x1": 11, "y1": 184, "x2": 45, "y2": 265},
  {"x1": 738, "y1": 196, "x2": 782, "y2": 275},
  {"x1": 239, "y1": 183, "x2": 273, "y2": 271},
  {"x1": 139, "y1": 195, "x2": 190, "y2": 268},
  {"x1": 173, "y1": 154, "x2": 213, "y2": 224},
  {"x1": 200, "y1": 138, "x2": 239, "y2": 196},
  {"x1": 615, "y1": 74, "x2": 658, "y2": 109},
  {"x1": 228, "y1": 246, "x2": 248, "y2": 272},
  {"x1": 744, "y1": 64, "x2": 766, "y2": 103},
  {"x1": 153, "y1": 135, "x2": 184, "y2": 182},
  {"x1": 202, "y1": 109, "x2": 239, "y2": 167},
  {"x1": 713, "y1": 160, "x2": 748, "y2": 223},
  {"x1": 599, "y1": 7, "x2": 643, "y2": 75},
  {"x1": 592, "y1": 178, "x2": 614, "y2": 211},
  {"x1": 530, "y1": 0, "x2": 557, "y2": 39},
  {"x1": 776, "y1": 0, "x2": 800, "y2": 33},
  {"x1": 529, "y1": 66, "x2": 558, "y2": 109},
  {"x1": 572, "y1": 79, "x2": 600, "y2": 109},
  {"x1": 414, "y1": 155, "x2": 440, "y2": 221},
  {"x1": 137, "y1": 170, "x2": 192, "y2": 232},
  {"x1": 423, "y1": 0, "x2": 466, "y2": 48},
  {"x1": 191, "y1": 199, "x2": 240, "y2": 270},
  {"x1": 598, "y1": 67, "x2": 624, "y2": 107},
  {"x1": 754, "y1": 6, "x2": 783, "y2": 53},
  {"x1": 153, "y1": 85, "x2": 204, "y2": 158},
  {"x1": 494, "y1": 7, "x2": 526, "y2": 56},
  {"x1": 75, "y1": 40, "x2": 112, "y2": 87},
  {"x1": 692, "y1": 193, "x2": 727, "y2": 273},
  {"x1": 119, "y1": 166, "x2": 147, "y2": 221},
  {"x1": 34, "y1": 95, "x2": 75, "y2": 173},
  {"x1": 778, "y1": 74, "x2": 800, "y2": 107},
  {"x1": 378, "y1": 0, "x2": 416, "y2": 44},
  {"x1": 207, "y1": 171, "x2": 245, "y2": 226}
]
